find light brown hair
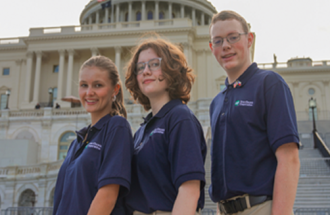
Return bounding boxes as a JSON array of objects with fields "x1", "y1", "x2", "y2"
[
  {"x1": 80, "y1": 55, "x2": 127, "y2": 118},
  {"x1": 210, "y1": 10, "x2": 250, "y2": 34},
  {"x1": 125, "y1": 37, "x2": 194, "y2": 111}
]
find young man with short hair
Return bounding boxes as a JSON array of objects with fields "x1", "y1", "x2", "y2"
[{"x1": 208, "y1": 10, "x2": 300, "y2": 215}]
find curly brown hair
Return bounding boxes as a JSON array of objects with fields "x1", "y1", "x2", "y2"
[
  {"x1": 80, "y1": 55, "x2": 127, "y2": 118},
  {"x1": 125, "y1": 37, "x2": 195, "y2": 111}
]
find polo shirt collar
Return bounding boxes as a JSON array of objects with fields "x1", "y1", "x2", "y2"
[
  {"x1": 76, "y1": 114, "x2": 112, "y2": 142},
  {"x1": 225, "y1": 63, "x2": 258, "y2": 89},
  {"x1": 142, "y1": 99, "x2": 182, "y2": 125}
]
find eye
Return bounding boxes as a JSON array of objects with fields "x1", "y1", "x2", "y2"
[
  {"x1": 80, "y1": 83, "x2": 87, "y2": 88},
  {"x1": 95, "y1": 84, "x2": 103, "y2": 88},
  {"x1": 213, "y1": 38, "x2": 222, "y2": 44},
  {"x1": 228, "y1": 35, "x2": 239, "y2": 42}
]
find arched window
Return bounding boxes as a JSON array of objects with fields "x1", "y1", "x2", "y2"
[
  {"x1": 125, "y1": 12, "x2": 128, "y2": 22},
  {"x1": 147, "y1": 11, "x2": 153, "y2": 20},
  {"x1": 136, "y1": 11, "x2": 141, "y2": 21},
  {"x1": 58, "y1": 131, "x2": 75, "y2": 160},
  {"x1": 159, "y1": 11, "x2": 165, "y2": 20},
  {"x1": 19, "y1": 189, "x2": 36, "y2": 207}
]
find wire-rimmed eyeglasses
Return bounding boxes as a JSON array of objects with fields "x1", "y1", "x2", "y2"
[
  {"x1": 209, "y1": 32, "x2": 247, "y2": 47},
  {"x1": 135, "y1": 58, "x2": 162, "y2": 75}
]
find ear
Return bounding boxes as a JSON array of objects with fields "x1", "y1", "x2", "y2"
[
  {"x1": 113, "y1": 84, "x2": 120, "y2": 96},
  {"x1": 247, "y1": 32, "x2": 254, "y2": 48},
  {"x1": 209, "y1": 42, "x2": 214, "y2": 52}
]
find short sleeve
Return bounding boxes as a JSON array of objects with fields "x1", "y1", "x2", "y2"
[
  {"x1": 265, "y1": 75, "x2": 300, "y2": 152},
  {"x1": 97, "y1": 124, "x2": 134, "y2": 196},
  {"x1": 168, "y1": 119, "x2": 206, "y2": 190}
]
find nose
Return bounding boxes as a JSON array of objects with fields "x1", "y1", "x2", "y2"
[
  {"x1": 222, "y1": 38, "x2": 231, "y2": 50},
  {"x1": 86, "y1": 86, "x2": 94, "y2": 95},
  {"x1": 142, "y1": 64, "x2": 151, "y2": 76}
]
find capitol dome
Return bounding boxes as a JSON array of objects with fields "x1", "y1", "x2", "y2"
[{"x1": 79, "y1": 0, "x2": 217, "y2": 27}]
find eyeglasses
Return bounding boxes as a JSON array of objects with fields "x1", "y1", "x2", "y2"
[
  {"x1": 209, "y1": 32, "x2": 247, "y2": 47},
  {"x1": 135, "y1": 58, "x2": 162, "y2": 75}
]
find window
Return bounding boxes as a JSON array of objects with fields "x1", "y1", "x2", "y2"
[
  {"x1": 147, "y1": 11, "x2": 153, "y2": 20},
  {"x1": 308, "y1": 88, "x2": 315, "y2": 95},
  {"x1": 125, "y1": 12, "x2": 128, "y2": 22},
  {"x1": 53, "y1": 65, "x2": 59, "y2": 73},
  {"x1": 136, "y1": 11, "x2": 141, "y2": 21},
  {"x1": 58, "y1": 131, "x2": 76, "y2": 160},
  {"x1": 159, "y1": 11, "x2": 165, "y2": 20},
  {"x1": 172, "y1": 13, "x2": 176, "y2": 19},
  {"x1": 0, "y1": 94, "x2": 7, "y2": 110},
  {"x1": 2, "y1": 68, "x2": 10, "y2": 76}
]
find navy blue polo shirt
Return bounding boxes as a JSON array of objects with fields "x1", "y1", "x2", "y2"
[
  {"x1": 125, "y1": 99, "x2": 206, "y2": 213},
  {"x1": 53, "y1": 114, "x2": 133, "y2": 215},
  {"x1": 209, "y1": 63, "x2": 299, "y2": 202}
]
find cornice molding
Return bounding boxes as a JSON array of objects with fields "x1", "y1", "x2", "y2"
[{"x1": 22, "y1": 27, "x2": 194, "y2": 42}]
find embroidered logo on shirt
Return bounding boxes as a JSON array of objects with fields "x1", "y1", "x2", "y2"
[
  {"x1": 86, "y1": 142, "x2": 102, "y2": 150},
  {"x1": 150, "y1": 128, "x2": 165, "y2": 136},
  {"x1": 235, "y1": 100, "x2": 254, "y2": 107}
]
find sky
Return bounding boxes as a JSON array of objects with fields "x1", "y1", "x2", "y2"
[{"x1": 1, "y1": 0, "x2": 329, "y2": 63}]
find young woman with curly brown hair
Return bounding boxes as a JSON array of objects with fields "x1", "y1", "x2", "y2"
[{"x1": 125, "y1": 37, "x2": 206, "y2": 215}]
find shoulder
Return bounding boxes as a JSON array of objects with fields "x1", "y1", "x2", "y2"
[
  {"x1": 168, "y1": 103, "x2": 195, "y2": 121},
  {"x1": 106, "y1": 115, "x2": 131, "y2": 131},
  {"x1": 255, "y1": 68, "x2": 286, "y2": 85}
]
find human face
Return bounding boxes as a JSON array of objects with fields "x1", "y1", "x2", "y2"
[
  {"x1": 136, "y1": 48, "x2": 169, "y2": 100},
  {"x1": 79, "y1": 66, "x2": 115, "y2": 124},
  {"x1": 209, "y1": 19, "x2": 253, "y2": 75}
]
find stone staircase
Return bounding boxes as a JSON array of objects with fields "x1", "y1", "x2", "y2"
[{"x1": 294, "y1": 142, "x2": 330, "y2": 210}]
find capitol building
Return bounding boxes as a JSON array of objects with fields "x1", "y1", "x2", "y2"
[{"x1": 0, "y1": 0, "x2": 330, "y2": 212}]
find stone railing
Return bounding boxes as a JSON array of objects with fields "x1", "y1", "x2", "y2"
[
  {"x1": 296, "y1": 111, "x2": 330, "y2": 121},
  {"x1": 0, "y1": 108, "x2": 88, "y2": 119},
  {"x1": 258, "y1": 60, "x2": 330, "y2": 69},
  {"x1": 0, "y1": 160, "x2": 63, "y2": 180},
  {"x1": 27, "y1": 18, "x2": 193, "y2": 37},
  {"x1": 0, "y1": 38, "x2": 25, "y2": 45}
]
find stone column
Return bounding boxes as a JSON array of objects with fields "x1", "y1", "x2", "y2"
[
  {"x1": 24, "y1": 51, "x2": 33, "y2": 103},
  {"x1": 56, "y1": 50, "x2": 66, "y2": 104},
  {"x1": 91, "y1": 48, "x2": 99, "y2": 57},
  {"x1": 155, "y1": 1, "x2": 159, "y2": 20},
  {"x1": 183, "y1": 42, "x2": 191, "y2": 66},
  {"x1": 115, "y1": 46, "x2": 122, "y2": 72},
  {"x1": 116, "y1": 4, "x2": 120, "y2": 22},
  {"x1": 128, "y1": 2, "x2": 132, "y2": 22},
  {"x1": 96, "y1": 11, "x2": 100, "y2": 24},
  {"x1": 201, "y1": 12, "x2": 205, "y2": 25},
  {"x1": 111, "y1": 6, "x2": 114, "y2": 23},
  {"x1": 104, "y1": 8, "x2": 109, "y2": 23},
  {"x1": 192, "y1": 9, "x2": 196, "y2": 26},
  {"x1": 323, "y1": 81, "x2": 330, "y2": 119},
  {"x1": 142, "y1": 1, "x2": 146, "y2": 21},
  {"x1": 32, "y1": 51, "x2": 42, "y2": 103},
  {"x1": 88, "y1": 16, "x2": 92, "y2": 24},
  {"x1": 66, "y1": 50, "x2": 75, "y2": 96},
  {"x1": 168, "y1": 2, "x2": 172, "y2": 19},
  {"x1": 181, "y1": 5, "x2": 185, "y2": 18}
]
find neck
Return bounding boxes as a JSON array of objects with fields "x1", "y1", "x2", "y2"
[
  {"x1": 149, "y1": 94, "x2": 171, "y2": 116},
  {"x1": 90, "y1": 112, "x2": 110, "y2": 127},
  {"x1": 227, "y1": 62, "x2": 252, "y2": 84}
]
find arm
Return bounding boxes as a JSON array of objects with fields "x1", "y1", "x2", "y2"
[
  {"x1": 172, "y1": 180, "x2": 200, "y2": 215},
  {"x1": 87, "y1": 184, "x2": 120, "y2": 215},
  {"x1": 272, "y1": 142, "x2": 300, "y2": 215}
]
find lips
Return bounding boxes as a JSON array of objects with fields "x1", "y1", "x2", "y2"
[
  {"x1": 143, "y1": 79, "x2": 155, "y2": 84},
  {"x1": 222, "y1": 53, "x2": 236, "y2": 59},
  {"x1": 85, "y1": 99, "x2": 98, "y2": 104}
]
